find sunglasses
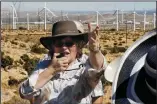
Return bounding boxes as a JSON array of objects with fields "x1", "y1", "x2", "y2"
[{"x1": 54, "y1": 40, "x2": 75, "y2": 47}]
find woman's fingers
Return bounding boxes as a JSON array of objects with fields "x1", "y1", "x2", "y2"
[{"x1": 88, "y1": 22, "x2": 92, "y2": 32}]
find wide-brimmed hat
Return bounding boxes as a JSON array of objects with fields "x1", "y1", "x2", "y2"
[
  {"x1": 105, "y1": 29, "x2": 156, "y2": 104},
  {"x1": 40, "y1": 21, "x2": 89, "y2": 50}
]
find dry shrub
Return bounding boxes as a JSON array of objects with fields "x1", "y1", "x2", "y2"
[
  {"x1": 101, "y1": 50, "x2": 107, "y2": 55},
  {"x1": 109, "y1": 28, "x2": 116, "y2": 31},
  {"x1": 113, "y1": 43, "x2": 117, "y2": 46},
  {"x1": 118, "y1": 43, "x2": 122, "y2": 46},
  {"x1": 1, "y1": 55, "x2": 14, "y2": 69},
  {"x1": 31, "y1": 44, "x2": 48, "y2": 54},
  {"x1": 20, "y1": 43, "x2": 26, "y2": 48},
  {"x1": 110, "y1": 46, "x2": 127, "y2": 53},
  {"x1": 133, "y1": 38, "x2": 137, "y2": 41},
  {"x1": 8, "y1": 76, "x2": 26, "y2": 86},
  {"x1": 11, "y1": 41, "x2": 18, "y2": 45},
  {"x1": 19, "y1": 27, "x2": 27, "y2": 30},
  {"x1": 118, "y1": 37, "x2": 122, "y2": 41},
  {"x1": 111, "y1": 46, "x2": 119, "y2": 53},
  {"x1": 117, "y1": 46, "x2": 127, "y2": 52},
  {"x1": 101, "y1": 35, "x2": 110, "y2": 40},
  {"x1": 122, "y1": 41, "x2": 125, "y2": 43},
  {"x1": 8, "y1": 76, "x2": 19, "y2": 86},
  {"x1": 20, "y1": 54, "x2": 39, "y2": 75},
  {"x1": 20, "y1": 54, "x2": 30, "y2": 62},
  {"x1": 104, "y1": 45, "x2": 109, "y2": 47}
]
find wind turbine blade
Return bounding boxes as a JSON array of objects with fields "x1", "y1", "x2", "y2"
[
  {"x1": 45, "y1": 7, "x2": 58, "y2": 17},
  {"x1": 113, "y1": 10, "x2": 117, "y2": 15}
]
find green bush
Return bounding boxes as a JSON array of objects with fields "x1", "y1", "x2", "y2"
[
  {"x1": 133, "y1": 38, "x2": 137, "y2": 41},
  {"x1": 8, "y1": 77, "x2": 19, "y2": 86},
  {"x1": 31, "y1": 44, "x2": 47, "y2": 54},
  {"x1": 1, "y1": 51, "x2": 4, "y2": 57},
  {"x1": 101, "y1": 50, "x2": 107, "y2": 55},
  {"x1": 11, "y1": 40, "x2": 18, "y2": 45},
  {"x1": 109, "y1": 28, "x2": 116, "y2": 31},
  {"x1": 23, "y1": 58, "x2": 39, "y2": 75},
  {"x1": 111, "y1": 46, "x2": 119, "y2": 53},
  {"x1": 1, "y1": 56, "x2": 14, "y2": 68},
  {"x1": 113, "y1": 43, "x2": 117, "y2": 46},
  {"x1": 20, "y1": 54, "x2": 40, "y2": 75},
  {"x1": 110, "y1": 46, "x2": 127, "y2": 53},
  {"x1": 20, "y1": 54, "x2": 30, "y2": 62}
]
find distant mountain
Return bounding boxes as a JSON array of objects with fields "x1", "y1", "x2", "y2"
[{"x1": 126, "y1": 9, "x2": 156, "y2": 15}]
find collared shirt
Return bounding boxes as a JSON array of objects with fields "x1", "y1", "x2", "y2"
[{"x1": 19, "y1": 54, "x2": 107, "y2": 104}]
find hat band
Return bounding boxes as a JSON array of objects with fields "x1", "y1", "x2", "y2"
[{"x1": 54, "y1": 30, "x2": 79, "y2": 35}]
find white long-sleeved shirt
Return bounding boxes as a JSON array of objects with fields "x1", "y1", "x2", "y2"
[{"x1": 19, "y1": 54, "x2": 107, "y2": 104}]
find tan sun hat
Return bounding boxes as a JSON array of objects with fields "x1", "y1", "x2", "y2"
[{"x1": 40, "y1": 20, "x2": 89, "y2": 50}]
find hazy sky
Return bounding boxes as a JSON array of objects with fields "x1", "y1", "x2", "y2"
[{"x1": 2, "y1": 2, "x2": 156, "y2": 12}]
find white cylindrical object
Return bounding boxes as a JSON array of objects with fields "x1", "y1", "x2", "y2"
[
  {"x1": 121, "y1": 10, "x2": 123, "y2": 24},
  {"x1": 96, "y1": 11, "x2": 98, "y2": 26},
  {"x1": 1, "y1": 19, "x2": 2, "y2": 26},
  {"x1": 27, "y1": 13, "x2": 29, "y2": 30},
  {"x1": 12, "y1": 5, "x2": 15, "y2": 29},
  {"x1": 116, "y1": 9, "x2": 119, "y2": 31},
  {"x1": 44, "y1": 2, "x2": 47, "y2": 31},
  {"x1": 144, "y1": 11, "x2": 146, "y2": 31},
  {"x1": 153, "y1": 13, "x2": 156, "y2": 28},
  {"x1": 133, "y1": 11, "x2": 136, "y2": 31}
]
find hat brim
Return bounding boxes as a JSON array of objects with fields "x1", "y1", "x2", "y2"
[
  {"x1": 104, "y1": 56, "x2": 121, "y2": 82},
  {"x1": 40, "y1": 32, "x2": 89, "y2": 50},
  {"x1": 111, "y1": 29, "x2": 156, "y2": 104}
]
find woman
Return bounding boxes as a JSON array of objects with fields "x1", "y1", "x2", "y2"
[{"x1": 19, "y1": 21, "x2": 107, "y2": 104}]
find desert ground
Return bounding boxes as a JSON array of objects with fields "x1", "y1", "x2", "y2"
[{"x1": 1, "y1": 28, "x2": 148, "y2": 104}]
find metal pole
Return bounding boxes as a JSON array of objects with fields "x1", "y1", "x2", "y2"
[
  {"x1": 153, "y1": 13, "x2": 156, "y2": 28},
  {"x1": 27, "y1": 13, "x2": 29, "y2": 30},
  {"x1": 121, "y1": 10, "x2": 123, "y2": 24},
  {"x1": 9, "y1": 11, "x2": 10, "y2": 30},
  {"x1": 116, "y1": 9, "x2": 119, "y2": 31},
  {"x1": 1, "y1": 17, "x2": 2, "y2": 29},
  {"x1": 38, "y1": 8, "x2": 40, "y2": 30},
  {"x1": 133, "y1": 11, "x2": 136, "y2": 31},
  {"x1": 61, "y1": 10, "x2": 63, "y2": 20},
  {"x1": 78, "y1": 14, "x2": 80, "y2": 21},
  {"x1": 96, "y1": 11, "x2": 98, "y2": 26},
  {"x1": 125, "y1": 14, "x2": 128, "y2": 46},
  {"x1": 44, "y1": 2, "x2": 47, "y2": 31},
  {"x1": 144, "y1": 11, "x2": 146, "y2": 31},
  {"x1": 12, "y1": 5, "x2": 14, "y2": 30}
]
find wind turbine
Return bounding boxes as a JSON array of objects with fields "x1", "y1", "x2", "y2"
[
  {"x1": 133, "y1": 3, "x2": 136, "y2": 31},
  {"x1": 153, "y1": 13, "x2": 156, "y2": 28},
  {"x1": 27, "y1": 13, "x2": 29, "y2": 30},
  {"x1": 143, "y1": 10, "x2": 146, "y2": 31},
  {"x1": 96, "y1": 11, "x2": 106, "y2": 25},
  {"x1": 38, "y1": 2, "x2": 58, "y2": 31},
  {"x1": 62, "y1": 12, "x2": 69, "y2": 20},
  {"x1": 112, "y1": 8, "x2": 119, "y2": 31},
  {"x1": 96, "y1": 11, "x2": 99, "y2": 26},
  {"x1": 116, "y1": 8, "x2": 119, "y2": 31},
  {"x1": 121, "y1": 10, "x2": 124, "y2": 24},
  {"x1": 11, "y1": 4, "x2": 18, "y2": 29}
]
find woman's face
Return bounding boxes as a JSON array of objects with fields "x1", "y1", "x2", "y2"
[{"x1": 53, "y1": 36, "x2": 78, "y2": 64}]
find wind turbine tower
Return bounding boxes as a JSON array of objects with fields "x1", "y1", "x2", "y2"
[{"x1": 11, "y1": 4, "x2": 18, "y2": 29}]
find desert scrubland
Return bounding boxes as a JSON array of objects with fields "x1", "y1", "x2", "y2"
[{"x1": 1, "y1": 28, "x2": 148, "y2": 104}]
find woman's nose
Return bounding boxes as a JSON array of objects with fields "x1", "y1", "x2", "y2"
[{"x1": 62, "y1": 46, "x2": 68, "y2": 50}]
